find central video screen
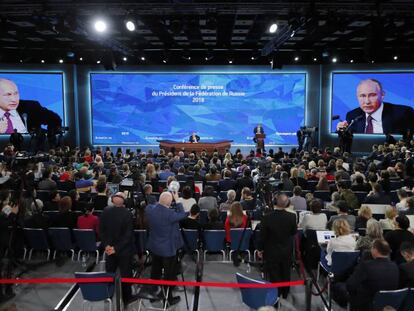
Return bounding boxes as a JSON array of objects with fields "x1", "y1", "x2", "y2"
[
  {"x1": 90, "y1": 73, "x2": 306, "y2": 146},
  {"x1": 331, "y1": 72, "x2": 414, "y2": 135}
]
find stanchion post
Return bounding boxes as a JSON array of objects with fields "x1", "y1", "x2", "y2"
[
  {"x1": 115, "y1": 274, "x2": 122, "y2": 311},
  {"x1": 305, "y1": 278, "x2": 312, "y2": 311}
]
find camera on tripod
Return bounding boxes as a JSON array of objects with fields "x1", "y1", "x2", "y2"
[{"x1": 301, "y1": 126, "x2": 318, "y2": 136}]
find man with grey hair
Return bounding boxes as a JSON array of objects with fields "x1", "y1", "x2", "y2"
[{"x1": 146, "y1": 191, "x2": 187, "y2": 306}]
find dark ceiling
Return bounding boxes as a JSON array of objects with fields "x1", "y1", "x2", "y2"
[{"x1": 1, "y1": 0, "x2": 414, "y2": 67}]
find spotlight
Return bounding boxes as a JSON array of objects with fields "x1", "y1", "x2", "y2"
[
  {"x1": 97, "y1": 60, "x2": 101, "y2": 64},
  {"x1": 371, "y1": 60, "x2": 375, "y2": 63},
  {"x1": 393, "y1": 55, "x2": 398, "y2": 60},
  {"x1": 126, "y1": 20, "x2": 135, "y2": 31},
  {"x1": 269, "y1": 23, "x2": 278, "y2": 33},
  {"x1": 79, "y1": 57, "x2": 83, "y2": 61},
  {"x1": 228, "y1": 59, "x2": 233, "y2": 64},
  {"x1": 332, "y1": 57, "x2": 337, "y2": 63},
  {"x1": 123, "y1": 57, "x2": 127, "y2": 61},
  {"x1": 350, "y1": 59, "x2": 354, "y2": 63},
  {"x1": 251, "y1": 56, "x2": 256, "y2": 60},
  {"x1": 19, "y1": 59, "x2": 23, "y2": 63},
  {"x1": 41, "y1": 59, "x2": 45, "y2": 63},
  {"x1": 163, "y1": 59, "x2": 167, "y2": 63},
  {"x1": 294, "y1": 56, "x2": 299, "y2": 62},
  {"x1": 313, "y1": 57, "x2": 317, "y2": 62},
  {"x1": 141, "y1": 56, "x2": 145, "y2": 61},
  {"x1": 94, "y1": 19, "x2": 107, "y2": 32},
  {"x1": 59, "y1": 59, "x2": 64, "y2": 63}
]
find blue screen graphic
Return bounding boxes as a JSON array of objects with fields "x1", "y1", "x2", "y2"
[
  {"x1": 91, "y1": 73, "x2": 306, "y2": 145},
  {"x1": 0, "y1": 72, "x2": 64, "y2": 123},
  {"x1": 331, "y1": 72, "x2": 414, "y2": 133}
]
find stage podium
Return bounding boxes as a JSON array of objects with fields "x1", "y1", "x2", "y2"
[{"x1": 255, "y1": 133, "x2": 266, "y2": 151}]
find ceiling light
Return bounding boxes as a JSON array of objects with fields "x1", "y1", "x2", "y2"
[
  {"x1": 94, "y1": 20, "x2": 107, "y2": 33},
  {"x1": 313, "y1": 57, "x2": 317, "y2": 62},
  {"x1": 123, "y1": 57, "x2": 127, "y2": 61},
  {"x1": 79, "y1": 57, "x2": 83, "y2": 61},
  {"x1": 251, "y1": 56, "x2": 256, "y2": 60},
  {"x1": 393, "y1": 55, "x2": 398, "y2": 60},
  {"x1": 125, "y1": 20, "x2": 135, "y2": 31},
  {"x1": 19, "y1": 59, "x2": 23, "y2": 63},
  {"x1": 141, "y1": 56, "x2": 145, "y2": 61},
  {"x1": 163, "y1": 59, "x2": 167, "y2": 63},
  {"x1": 269, "y1": 23, "x2": 278, "y2": 33},
  {"x1": 228, "y1": 60, "x2": 233, "y2": 64},
  {"x1": 97, "y1": 60, "x2": 101, "y2": 64},
  {"x1": 59, "y1": 59, "x2": 63, "y2": 63},
  {"x1": 294, "y1": 56, "x2": 299, "y2": 62},
  {"x1": 371, "y1": 60, "x2": 375, "y2": 63},
  {"x1": 41, "y1": 60, "x2": 45, "y2": 63},
  {"x1": 350, "y1": 59, "x2": 354, "y2": 63},
  {"x1": 332, "y1": 57, "x2": 337, "y2": 63}
]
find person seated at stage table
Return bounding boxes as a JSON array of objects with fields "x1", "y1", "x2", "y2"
[
  {"x1": 189, "y1": 131, "x2": 200, "y2": 143},
  {"x1": 240, "y1": 187, "x2": 256, "y2": 211},
  {"x1": 218, "y1": 169, "x2": 236, "y2": 192}
]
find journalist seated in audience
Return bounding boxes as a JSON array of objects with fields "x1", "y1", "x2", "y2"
[
  {"x1": 77, "y1": 204, "x2": 99, "y2": 238},
  {"x1": 379, "y1": 206, "x2": 397, "y2": 230},
  {"x1": 327, "y1": 200, "x2": 356, "y2": 231},
  {"x1": 198, "y1": 186, "x2": 218, "y2": 212},
  {"x1": 355, "y1": 221, "x2": 383, "y2": 258},
  {"x1": 385, "y1": 215, "x2": 414, "y2": 263},
  {"x1": 346, "y1": 239, "x2": 399, "y2": 311},
  {"x1": 180, "y1": 204, "x2": 202, "y2": 230},
  {"x1": 351, "y1": 175, "x2": 371, "y2": 192},
  {"x1": 364, "y1": 183, "x2": 391, "y2": 205},
  {"x1": 218, "y1": 169, "x2": 236, "y2": 192},
  {"x1": 177, "y1": 186, "x2": 196, "y2": 213},
  {"x1": 44, "y1": 190, "x2": 61, "y2": 211},
  {"x1": 224, "y1": 202, "x2": 249, "y2": 243},
  {"x1": 219, "y1": 189, "x2": 236, "y2": 212},
  {"x1": 240, "y1": 187, "x2": 256, "y2": 211},
  {"x1": 203, "y1": 208, "x2": 224, "y2": 230},
  {"x1": 325, "y1": 219, "x2": 356, "y2": 266},
  {"x1": 299, "y1": 199, "x2": 327, "y2": 231},
  {"x1": 355, "y1": 205, "x2": 377, "y2": 229},
  {"x1": 51, "y1": 196, "x2": 77, "y2": 229},
  {"x1": 400, "y1": 196, "x2": 414, "y2": 216},
  {"x1": 399, "y1": 241, "x2": 414, "y2": 288},
  {"x1": 24, "y1": 199, "x2": 49, "y2": 230},
  {"x1": 396, "y1": 188, "x2": 409, "y2": 212},
  {"x1": 38, "y1": 168, "x2": 58, "y2": 191},
  {"x1": 290, "y1": 186, "x2": 307, "y2": 211}
]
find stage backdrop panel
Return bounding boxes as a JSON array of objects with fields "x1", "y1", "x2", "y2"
[
  {"x1": 331, "y1": 72, "x2": 414, "y2": 134},
  {"x1": 90, "y1": 73, "x2": 306, "y2": 146}
]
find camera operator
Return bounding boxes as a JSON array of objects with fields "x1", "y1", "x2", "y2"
[
  {"x1": 337, "y1": 124, "x2": 353, "y2": 153},
  {"x1": 146, "y1": 191, "x2": 187, "y2": 306},
  {"x1": 297, "y1": 127, "x2": 305, "y2": 152}
]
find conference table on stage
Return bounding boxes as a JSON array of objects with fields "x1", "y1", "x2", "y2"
[{"x1": 157, "y1": 140, "x2": 233, "y2": 155}]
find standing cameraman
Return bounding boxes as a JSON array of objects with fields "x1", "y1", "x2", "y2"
[{"x1": 146, "y1": 191, "x2": 187, "y2": 306}]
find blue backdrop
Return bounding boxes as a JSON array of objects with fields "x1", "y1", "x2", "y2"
[
  {"x1": 0, "y1": 72, "x2": 64, "y2": 124},
  {"x1": 331, "y1": 72, "x2": 414, "y2": 133},
  {"x1": 90, "y1": 73, "x2": 306, "y2": 145}
]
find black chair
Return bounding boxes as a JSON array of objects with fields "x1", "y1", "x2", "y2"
[
  {"x1": 23, "y1": 228, "x2": 51, "y2": 260},
  {"x1": 48, "y1": 227, "x2": 75, "y2": 260}
]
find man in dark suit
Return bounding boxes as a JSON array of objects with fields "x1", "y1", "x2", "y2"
[
  {"x1": 0, "y1": 79, "x2": 62, "y2": 134},
  {"x1": 346, "y1": 239, "x2": 399, "y2": 311},
  {"x1": 218, "y1": 170, "x2": 236, "y2": 192},
  {"x1": 364, "y1": 183, "x2": 391, "y2": 205},
  {"x1": 400, "y1": 241, "x2": 414, "y2": 288},
  {"x1": 258, "y1": 193, "x2": 297, "y2": 298},
  {"x1": 336, "y1": 79, "x2": 414, "y2": 134},
  {"x1": 189, "y1": 131, "x2": 200, "y2": 143},
  {"x1": 100, "y1": 193, "x2": 136, "y2": 306},
  {"x1": 146, "y1": 191, "x2": 187, "y2": 306}
]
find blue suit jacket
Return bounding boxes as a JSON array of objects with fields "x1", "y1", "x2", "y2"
[
  {"x1": 146, "y1": 203, "x2": 187, "y2": 257},
  {"x1": 346, "y1": 102, "x2": 414, "y2": 134}
]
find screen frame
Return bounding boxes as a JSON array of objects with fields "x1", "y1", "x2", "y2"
[
  {"x1": 89, "y1": 71, "x2": 307, "y2": 146},
  {"x1": 0, "y1": 71, "x2": 66, "y2": 134}
]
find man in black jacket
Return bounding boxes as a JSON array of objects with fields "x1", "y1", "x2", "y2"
[
  {"x1": 346, "y1": 239, "x2": 399, "y2": 311},
  {"x1": 100, "y1": 192, "x2": 136, "y2": 306},
  {"x1": 258, "y1": 193, "x2": 297, "y2": 298},
  {"x1": 0, "y1": 78, "x2": 62, "y2": 134},
  {"x1": 400, "y1": 241, "x2": 414, "y2": 288}
]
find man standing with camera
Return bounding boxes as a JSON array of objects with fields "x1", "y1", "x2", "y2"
[{"x1": 146, "y1": 191, "x2": 187, "y2": 306}]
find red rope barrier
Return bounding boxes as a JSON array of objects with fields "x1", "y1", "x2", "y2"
[
  {"x1": 121, "y1": 278, "x2": 305, "y2": 288},
  {"x1": 0, "y1": 277, "x2": 305, "y2": 288}
]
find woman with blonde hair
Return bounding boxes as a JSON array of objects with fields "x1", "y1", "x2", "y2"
[
  {"x1": 356, "y1": 221, "x2": 383, "y2": 254},
  {"x1": 355, "y1": 205, "x2": 377, "y2": 229},
  {"x1": 325, "y1": 219, "x2": 356, "y2": 265},
  {"x1": 379, "y1": 206, "x2": 397, "y2": 230},
  {"x1": 224, "y1": 202, "x2": 249, "y2": 242}
]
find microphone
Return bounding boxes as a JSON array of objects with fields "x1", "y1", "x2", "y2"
[
  {"x1": 331, "y1": 115, "x2": 340, "y2": 121},
  {"x1": 347, "y1": 115, "x2": 364, "y2": 129},
  {"x1": 22, "y1": 113, "x2": 28, "y2": 132}
]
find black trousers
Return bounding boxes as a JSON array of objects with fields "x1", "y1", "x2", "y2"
[
  {"x1": 106, "y1": 254, "x2": 132, "y2": 303},
  {"x1": 264, "y1": 258, "x2": 292, "y2": 298},
  {"x1": 150, "y1": 253, "x2": 178, "y2": 298}
]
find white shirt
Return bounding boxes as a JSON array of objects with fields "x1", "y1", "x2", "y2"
[
  {"x1": 0, "y1": 109, "x2": 26, "y2": 133},
  {"x1": 325, "y1": 234, "x2": 357, "y2": 266},
  {"x1": 177, "y1": 197, "x2": 197, "y2": 213},
  {"x1": 299, "y1": 213, "x2": 328, "y2": 231},
  {"x1": 365, "y1": 104, "x2": 384, "y2": 134}
]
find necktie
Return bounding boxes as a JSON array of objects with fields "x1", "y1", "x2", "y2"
[
  {"x1": 3, "y1": 112, "x2": 14, "y2": 134},
  {"x1": 365, "y1": 115, "x2": 373, "y2": 134}
]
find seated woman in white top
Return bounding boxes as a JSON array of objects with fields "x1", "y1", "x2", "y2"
[
  {"x1": 299, "y1": 199, "x2": 327, "y2": 231},
  {"x1": 379, "y1": 205, "x2": 397, "y2": 230},
  {"x1": 176, "y1": 186, "x2": 197, "y2": 213},
  {"x1": 325, "y1": 218, "x2": 357, "y2": 266}
]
